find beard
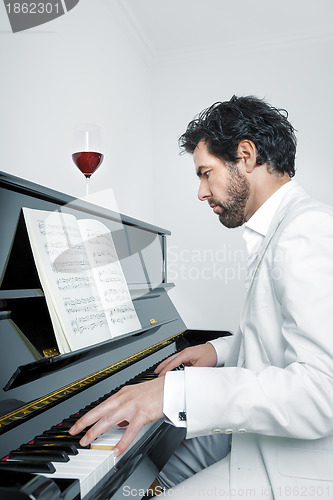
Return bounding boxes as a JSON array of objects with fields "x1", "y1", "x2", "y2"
[{"x1": 212, "y1": 163, "x2": 250, "y2": 228}]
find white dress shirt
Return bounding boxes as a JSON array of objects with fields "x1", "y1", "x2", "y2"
[
  {"x1": 164, "y1": 180, "x2": 295, "y2": 426},
  {"x1": 242, "y1": 180, "x2": 294, "y2": 288}
]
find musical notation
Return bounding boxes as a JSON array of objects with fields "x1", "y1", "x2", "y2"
[
  {"x1": 56, "y1": 276, "x2": 92, "y2": 291},
  {"x1": 71, "y1": 311, "x2": 108, "y2": 335},
  {"x1": 78, "y1": 219, "x2": 141, "y2": 338}
]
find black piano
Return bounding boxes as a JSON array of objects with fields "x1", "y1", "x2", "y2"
[{"x1": 0, "y1": 172, "x2": 229, "y2": 499}]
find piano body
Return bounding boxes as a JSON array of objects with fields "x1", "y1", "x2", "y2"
[{"x1": 0, "y1": 172, "x2": 230, "y2": 499}]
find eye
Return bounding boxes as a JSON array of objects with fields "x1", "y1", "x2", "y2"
[{"x1": 203, "y1": 171, "x2": 210, "y2": 179}]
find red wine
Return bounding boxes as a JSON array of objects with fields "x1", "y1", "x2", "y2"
[{"x1": 72, "y1": 151, "x2": 104, "y2": 178}]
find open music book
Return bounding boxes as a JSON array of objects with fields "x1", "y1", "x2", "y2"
[{"x1": 22, "y1": 208, "x2": 141, "y2": 354}]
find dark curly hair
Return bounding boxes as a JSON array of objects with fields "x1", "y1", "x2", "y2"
[{"x1": 179, "y1": 95, "x2": 297, "y2": 177}]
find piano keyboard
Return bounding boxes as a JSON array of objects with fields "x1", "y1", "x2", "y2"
[
  {"x1": 0, "y1": 362, "x2": 168, "y2": 499},
  {"x1": 39, "y1": 422, "x2": 156, "y2": 498}
]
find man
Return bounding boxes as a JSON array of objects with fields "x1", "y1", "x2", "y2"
[{"x1": 70, "y1": 96, "x2": 333, "y2": 498}]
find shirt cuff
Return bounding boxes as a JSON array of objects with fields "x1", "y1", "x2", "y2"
[
  {"x1": 163, "y1": 371, "x2": 186, "y2": 428},
  {"x1": 208, "y1": 337, "x2": 232, "y2": 366}
]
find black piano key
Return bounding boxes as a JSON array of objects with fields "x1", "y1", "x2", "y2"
[
  {"x1": 53, "y1": 418, "x2": 78, "y2": 428},
  {"x1": 90, "y1": 393, "x2": 113, "y2": 404},
  {"x1": 0, "y1": 459, "x2": 55, "y2": 473},
  {"x1": 9, "y1": 449, "x2": 69, "y2": 462},
  {"x1": 62, "y1": 417, "x2": 78, "y2": 423},
  {"x1": 81, "y1": 403, "x2": 100, "y2": 412},
  {"x1": 69, "y1": 407, "x2": 93, "y2": 418},
  {"x1": 20, "y1": 443, "x2": 78, "y2": 455},
  {"x1": 140, "y1": 373, "x2": 156, "y2": 380},
  {"x1": 50, "y1": 423, "x2": 73, "y2": 432},
  {"x1": 42, "y1": 429, "x2": 85, "y2": 438},
  {"x1": 34, "y1": 435, "x2": 90, "y2": 448}
]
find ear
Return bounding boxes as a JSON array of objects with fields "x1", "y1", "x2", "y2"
[{"x1": 236, "y1": 140, "x2": 257, "y2": 173}]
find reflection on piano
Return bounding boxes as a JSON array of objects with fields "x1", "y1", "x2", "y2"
[{"x1": 0, "y1": 172, "x2": 230, "y2": 499}]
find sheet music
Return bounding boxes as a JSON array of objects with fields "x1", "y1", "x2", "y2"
[
  {"x1": 78, "y1": 219, "x2": 141, "y2": 337},
  {"x1": 23, "y1": 208, "x2": 111, "y2": 353}
]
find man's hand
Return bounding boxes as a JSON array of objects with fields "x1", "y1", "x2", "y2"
[
  {"x1": 69, "y1": 376, "x2": 164, "y2": 456},
  {"x1": 155, "y1": 343, "x2": 217, "y2": 376}
]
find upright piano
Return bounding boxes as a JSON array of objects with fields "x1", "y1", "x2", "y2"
[{"x1": 0, "y1": 172, "x2": 229, "y2": 499}]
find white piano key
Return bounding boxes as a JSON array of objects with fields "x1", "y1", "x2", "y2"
[
  {"x1": 54, "y1": 449, "x2": 113, "y2": 482},
  {"x1": 84, "y1": 449, "x2": 115, "y2": 474},
  {"x1": 91, "y1": 425, "x2": 126, "y2": 450},
  {"x1": 39, "y1": 421, "x2": 159, "y2": 497},
  {"x1": 90, "y1": 422, "x2": 154, "y2": 455},
  {"x1": 41, "y1": 448, "x2": 115, "y2": 498}
]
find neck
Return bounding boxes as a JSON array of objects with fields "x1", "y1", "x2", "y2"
[{"x1": 245, "y1": 169, "x2": 291, "y2": 221}]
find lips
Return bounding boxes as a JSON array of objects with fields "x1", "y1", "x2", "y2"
[{"x1": 209, "y1": 202, "x2": 223, "y2": 214}]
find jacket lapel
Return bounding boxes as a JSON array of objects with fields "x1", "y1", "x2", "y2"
[{"x1": 239, "y1": 183, "x2": 309, "y2": 334}]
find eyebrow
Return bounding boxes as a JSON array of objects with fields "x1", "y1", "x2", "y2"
[{"x1": 196, "y1": 166, "x2": 206, "y2": 178}]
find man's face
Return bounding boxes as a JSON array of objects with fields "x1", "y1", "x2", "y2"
[{"x1": 194, "y1": 140, "x2": 250, "y2": 228}]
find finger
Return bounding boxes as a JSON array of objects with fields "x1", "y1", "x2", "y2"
[
  {"x1": 158, "y1": 353, "x2": 190, "y2": 376},
  {"x1": 77, "y1": 400, "x2": 131, "y2": 447},
  {"x1": 70, "y1": 399, "x2": 118, "y2": 435},
  {"x1": 113, "y1": 416, "x2": 146, "y2": 456},
  {"x1": 155, "y1": 352, "x2": 188, "y2": 375},
  {"x1": 79, "y1": 415, "x2": 118, "y2": 447},
  {"x1": 154, "y1": 352, "x2": 180, "y2": 374}
]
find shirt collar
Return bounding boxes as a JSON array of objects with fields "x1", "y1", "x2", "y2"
[{"x1": 244, "y1": 180, "x2": 294, "y2": 237}]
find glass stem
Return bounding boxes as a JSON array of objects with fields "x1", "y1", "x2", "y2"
[{"x1": 86, "y1": 176, "x2": 90, "y2": 199}]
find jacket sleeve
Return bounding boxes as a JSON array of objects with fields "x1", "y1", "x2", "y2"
[{"x1": 184, "y1": 210, "x2": 333, "y2": 440}]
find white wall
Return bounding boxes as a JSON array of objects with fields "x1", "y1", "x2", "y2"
[
  {"x1": 152, "y1": 38, "x2": 333, "y2": 333},
  {"x1": 1, "y1": 2, "x2": 333, "y2": 335},
  {"x1": 0, "y1": 0, "x2": 154, "y2": 222}
]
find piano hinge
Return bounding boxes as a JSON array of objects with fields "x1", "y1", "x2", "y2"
[{"x1": 43, "y1": 348, "x2": 60, "y2": 358}]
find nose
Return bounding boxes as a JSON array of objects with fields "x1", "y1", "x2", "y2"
[{"x1": 198, "y1": 180, "x2": 211, "y2": 201}]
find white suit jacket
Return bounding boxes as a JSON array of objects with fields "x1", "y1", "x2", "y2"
[{"x1": 183, "y1": 183, "x2": 333, "y2": 498}]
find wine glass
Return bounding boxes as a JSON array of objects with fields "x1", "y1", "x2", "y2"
[{"x1": 72, "y1": 123, "x2": 104, "y2": 198}]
